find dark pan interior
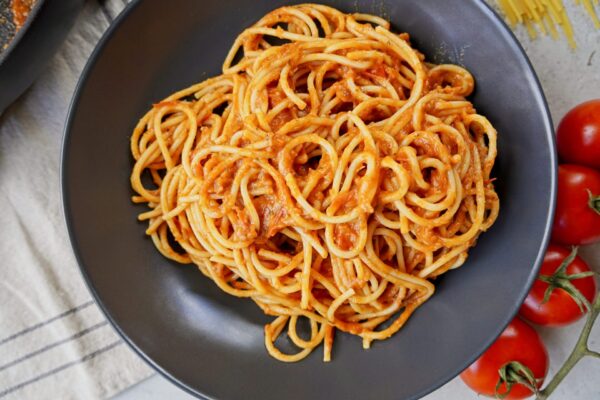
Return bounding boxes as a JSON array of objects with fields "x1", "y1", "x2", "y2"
[
  {"x1": 62, "y1": 1, "x2": 556, "y2": 399},
  {"x1": 0, "y1": 0, "x2": 82, "y2": 111},
  {"x1": 0, "y1": 0, "x2": 17, "y2": 50},
  {"x1": 0, "y1": 0, "x2": 44, "y2": 61}
]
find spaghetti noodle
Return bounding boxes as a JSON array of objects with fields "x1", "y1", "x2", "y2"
[
  {"x1": 496, "y1": 0, "x2": 600, "y2": 48},
  {"x1": 130, "y1": 4, "x2": 499, "y2": 362}
]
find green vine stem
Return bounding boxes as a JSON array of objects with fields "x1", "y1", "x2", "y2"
[
  {"x1": 588, "y1": 190, "x2": 600, "y2": 216},
  {"x1": 536, "y1": 293, "x2": 600, "y2": 400}
]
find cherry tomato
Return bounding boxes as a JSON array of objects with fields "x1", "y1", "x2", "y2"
[
  {"x1": 552, "y1": 164, "x2": 600, "y2": 245},
  {"x1": 557, "y1": 99, "x2": 600, "y2": 169},
  {"x1": 520, "y1": 245, "x2": 597, "y2": 326},
  {"x1": 461, "y1": 318, "x2": 548, "y2": 399}
]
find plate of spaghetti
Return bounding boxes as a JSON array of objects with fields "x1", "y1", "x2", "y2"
[{"x1": 62, "y1": 1, "x2": 556, "y2": 399}]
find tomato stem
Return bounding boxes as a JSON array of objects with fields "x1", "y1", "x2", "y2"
[
  {"x1": 588, "y1": 190, "x2": 600, "y2": 216},
  {"x1": 495, "y1": 361, "x2": 540, "y2": 398},
  {"x1": 536, "y1": 293, "x2": 600, "y2": 399},
  {"x1": 538, "y1": 247, "x2": 594, "y2": 313},
  {"x1": 586, "y1": 350, "x2": 600, "y2": 359}
]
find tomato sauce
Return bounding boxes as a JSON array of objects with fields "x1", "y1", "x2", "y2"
[
  {"x1": 11, "y1": 0, "x2": 35, "y2": 28},
  {"x1": 254, "y1": 195, "x2": 288, "y2": 239}
]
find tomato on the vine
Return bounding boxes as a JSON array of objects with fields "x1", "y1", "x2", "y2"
[
  {"x1": 460, "y1": 318, "x2": 548, "y2": 399},
  {"x1": 520, "y1": 245, "x2": 597, "y2": 326},
  {"x1": 552, "y1": 164, "x2": 600, "y2": 245},
  {"x1": 557, "y1": 99, "x2": 600, "y2": 169}
]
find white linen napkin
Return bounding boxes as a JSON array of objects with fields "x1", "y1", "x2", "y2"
[{"x1": 0, "y1": 1, "x2": 153, "y2": 399}]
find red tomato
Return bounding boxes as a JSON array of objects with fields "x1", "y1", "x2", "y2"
[
  {"x1": 520, "y1": 245, "x2": 597, "y2": 326},
  {"x1": 557, "y1": 99, "x2": 600, "y2": 169},
  {"x1": 552, "y1": 164, "x2": 600, "y2": 245},
  {"x1": 461, "y1": 318, "x2": 548, "y2": 399}
]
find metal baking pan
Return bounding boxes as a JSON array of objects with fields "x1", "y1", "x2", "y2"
[{"x1": 0, "y1": 0, "x2": 84, "y2": 112}]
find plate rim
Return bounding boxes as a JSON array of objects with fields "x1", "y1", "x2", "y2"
[{"x1": 60, "y1": 1, "x2": 557, "y2": 399}]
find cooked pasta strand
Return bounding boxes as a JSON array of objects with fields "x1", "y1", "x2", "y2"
[{"x1": 130, "y1": 4, "x2": 499, "y2": 362}]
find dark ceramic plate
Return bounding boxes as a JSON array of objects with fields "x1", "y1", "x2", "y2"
[{"x1": 62, "y1": 1, "x2": 556, "y2": 399}]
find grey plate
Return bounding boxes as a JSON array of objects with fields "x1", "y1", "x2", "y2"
[{"x1": 62, "y1": 1, "x2": 556, "y2": 399}]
